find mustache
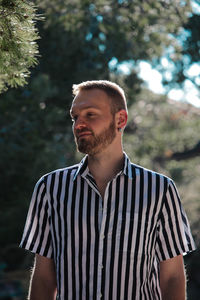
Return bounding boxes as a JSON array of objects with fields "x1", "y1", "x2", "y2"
[{"x1": 75, "y1": 128, "x2": 94, "y2": 136}]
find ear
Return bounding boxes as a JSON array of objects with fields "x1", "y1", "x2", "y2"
[{"x1": 116, "y1": 109, "x2": 128, "y2": 131}]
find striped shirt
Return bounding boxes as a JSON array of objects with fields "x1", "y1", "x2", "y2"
[{"x1": 20, "y1": 153, "x2": 196, "y2": 300}]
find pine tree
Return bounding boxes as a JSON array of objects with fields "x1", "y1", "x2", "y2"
[{"x1": 0, "y1": 0, "x2": 41, "y2": 93}]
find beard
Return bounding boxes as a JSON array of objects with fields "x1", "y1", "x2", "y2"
[{"x1": 74, "y1": 119, "x2": 116, "y2": 155}]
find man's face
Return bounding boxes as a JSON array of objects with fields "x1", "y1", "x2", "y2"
[{"x1": 70, "y1": 89, "x2": 117, "y2": 155}]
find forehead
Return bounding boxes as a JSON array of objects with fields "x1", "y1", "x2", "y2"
[{"x1": 71, "y1": 89, "x2": 111, "y2": 112}]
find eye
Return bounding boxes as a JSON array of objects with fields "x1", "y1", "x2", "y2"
[{"x1": 87, "y1": 112, "x2": 96, "y2": 118}]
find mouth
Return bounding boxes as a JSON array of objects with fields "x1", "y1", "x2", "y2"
[{"x1": 77, "y1": 132, "x2": 93, "y2": 139}]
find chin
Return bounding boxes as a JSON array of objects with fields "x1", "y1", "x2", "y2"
[{"x1": 77, "y1": 146, "x2": 99, "y2": 156}]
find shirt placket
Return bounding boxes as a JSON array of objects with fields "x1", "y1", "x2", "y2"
[
  {"x1": 96, "y1": 182, "x2": 110, "y2": 300},
  {"x1": 83, "y1": 172, "x2": 114, "y2": 300},
  {"x1": 83, "y1": 174, "x2": 105, "y2": 299}
]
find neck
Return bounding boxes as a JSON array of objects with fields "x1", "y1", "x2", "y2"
[{"x1": 88, "y1": 147, "x2": 124, "y2": 183}]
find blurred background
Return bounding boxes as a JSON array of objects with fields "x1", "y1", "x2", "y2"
[{"x1": 0, "y1": 0, "x2": 199, "y2": 299}]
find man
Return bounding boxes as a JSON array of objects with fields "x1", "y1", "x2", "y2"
[{"x1": 20, "y1": 80, "x2": 196, "y2": 300}]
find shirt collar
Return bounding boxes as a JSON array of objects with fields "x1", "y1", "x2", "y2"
[
  {"x1": 73, "y1": 152, "x2": 133, "y2": 181},
  {"x1": 73, "y1": 155, "x2": 89, "y2": 180},
  {"x1": 123, "y1": 152, "x2": 134, "y2": 179}
]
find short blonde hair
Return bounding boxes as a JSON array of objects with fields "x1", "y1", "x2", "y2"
[{"x1": 72, "y1": 80, "x2": 128, "y2": 115}]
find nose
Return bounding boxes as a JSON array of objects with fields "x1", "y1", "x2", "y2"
[{"x1": 73, "y1": 117, "x2": 87, "y2": 131}]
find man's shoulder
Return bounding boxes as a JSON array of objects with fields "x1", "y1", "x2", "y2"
[
  {"x1": 129, "y1": 161, "x2": 171, "y2": 182},
  {"x1": 40, "y1": 162, "x2": 80, "y2": 182}
]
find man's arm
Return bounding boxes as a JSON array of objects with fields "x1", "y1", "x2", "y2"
[
  {"x1": 28, "y1": 254, "x2": 57, "y2": 300},
  {"x1": 160, "y1": 254, "x2": 186, "y2": 300}
]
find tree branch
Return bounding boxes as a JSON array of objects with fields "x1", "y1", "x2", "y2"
[{"x1": 169, "y1": 141, "x2": 200, "y2": 160}]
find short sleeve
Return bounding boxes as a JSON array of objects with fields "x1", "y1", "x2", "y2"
[
  {"x1": 19, "y1": 177, "x2": 53, "y2": 258},
  {"x1": 156, "y1": 179, "x2": 196, "y2": 262}
]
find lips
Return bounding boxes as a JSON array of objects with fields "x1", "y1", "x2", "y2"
[
  {"x1": 76, "y1": 130, "x2": 93, "y2": 139},
  {"x1": 78, "y1": 132, "x2": 92, "y2": 138}
]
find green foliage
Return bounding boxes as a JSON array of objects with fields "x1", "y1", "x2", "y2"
[
  {"x1": 36, "y1": 0, "x2": 191, "y2": 73},
  {"x1": 0, "y1": 73, "x2": 76, "y2": 247},
  {"x1": 155, "y1": 8, "x2": 200, "y2": 95},
  {"x1": 0, "y1": 0, "x2": 41, "y2": 93}
]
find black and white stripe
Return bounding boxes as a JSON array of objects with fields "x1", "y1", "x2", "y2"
[{"x1": 20, "y1": 153, "x2": 196, "y2": 300}]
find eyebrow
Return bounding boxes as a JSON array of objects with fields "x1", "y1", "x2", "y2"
[{"x1": 70, "y1": 105, "x2": 100, "y2": 116}]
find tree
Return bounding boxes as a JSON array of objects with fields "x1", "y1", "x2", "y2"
[
  {"x1": 0, "y1": 0, "x2": 41, "y2": 93},
  {"x1": 152, "y1": 2, "x2": 200, "y2": 160},
  {"x1": 155, "y1": 6, "x2": 200, "y2": 94},
  {"x1": 164, "y1": 141, "x2": 200, "y2": 160},
  {"x1": 35, "y1": 0, "x2": 191, "y2": 104}
]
